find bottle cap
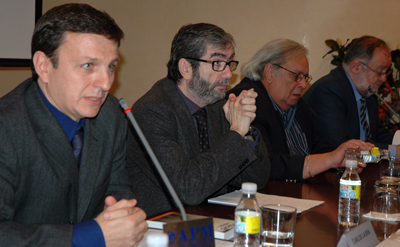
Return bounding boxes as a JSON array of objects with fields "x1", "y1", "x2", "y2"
[
  {"x1": 345, "y1": 159, "x2": 358, "y2": 168},
  {"x1": 242, "y1": 182, "x2": 257, "y2": 194},
  {"x1": 146, "y1": 232, "x2": 169, "y2": 247}
]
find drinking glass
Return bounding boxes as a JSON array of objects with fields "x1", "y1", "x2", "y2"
[
  {"x1": 381, "y1": 158, "x2": 400, "y2": 181},
  {"x1": 261, "y1": 204, "x2": 297, "y2": 247},
  {"x1": 372, "y1": 180, "x2": 400, "y2": 218}
]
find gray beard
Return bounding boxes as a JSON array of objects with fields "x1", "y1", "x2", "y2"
[{"x1": 188, "y1": 72, "x2": 230, "y2": 106}]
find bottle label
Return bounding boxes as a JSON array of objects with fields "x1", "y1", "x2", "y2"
[
  {"x1": 340, "y1": 180, "x2": 361, "y2": 199},
  {"x1": 234, "y1": 212, "x2": 260, "y2": 234}
]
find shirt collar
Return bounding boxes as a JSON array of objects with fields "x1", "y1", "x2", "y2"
[{"x1": 38, "y1": 85, "x2": 85, "y2": 142}]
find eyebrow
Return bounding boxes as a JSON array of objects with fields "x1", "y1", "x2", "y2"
[{"x1": 209, "y1": 52, "x2": 235, "y2": 60}]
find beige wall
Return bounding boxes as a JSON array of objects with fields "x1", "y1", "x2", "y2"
[{"x1": 1, "y1": 0, "x2": 400, "y2": 105}]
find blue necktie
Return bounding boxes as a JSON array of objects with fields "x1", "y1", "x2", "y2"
[{"x1": 71, "y1": 126, "x2": 84, "y2": 166}]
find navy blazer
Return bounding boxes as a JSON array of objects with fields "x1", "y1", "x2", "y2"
[
  {"x1": 228, "y1": 77, "x2": 333, "y2": 181},
  {"x1": 303, "y1": 66, "x2": 393, "y2": 149}
]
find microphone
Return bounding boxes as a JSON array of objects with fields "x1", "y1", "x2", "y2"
[
  {"x1": 368, "y1": 86, "x2": 400, "y2": 122},
  {"x1": 119, "y1": 98, "x2": 187, "y2": 221}
]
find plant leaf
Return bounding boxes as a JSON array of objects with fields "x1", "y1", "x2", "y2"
[{"x1": 325, "y1": 39, "x2": 339, "y2": 51}]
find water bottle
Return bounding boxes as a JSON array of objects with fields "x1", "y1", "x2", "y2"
[
  {"x1": 338, "y1": 154, "x2": 361, "y2": 227},
  {"x1": 354, "y1": 147, "x2": 389, "y2": 163},
  {"x1": 146, "y1": 232, "x2": 169, "y2": 247},
  {"x1": 234, "y1": 182, "x2": 261, "y2": 247}
]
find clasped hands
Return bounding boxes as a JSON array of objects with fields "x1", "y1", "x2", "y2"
[
  {"x1": 95, "y1": 196, "x2": 147, "y2": 247},
  {"x1": 223, "y1": 89, "x2": 257, "y2": 137}
]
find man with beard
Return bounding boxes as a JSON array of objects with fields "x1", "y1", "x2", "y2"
[
  {"x1": 126, "y1": 23, "x2": 270, "y2": 216},
  {"x1": 303, "y1": 36, "x2": 398, "y2": 152}
]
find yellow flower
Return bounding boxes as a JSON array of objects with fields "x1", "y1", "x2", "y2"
[
  {"x1": 397, "y1": 43, "x2": 400, "y2": 50},
  {"x1": 336, "y1": 38, "x2": 342, "y2": 47}
]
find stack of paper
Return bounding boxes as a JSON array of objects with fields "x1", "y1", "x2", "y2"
[{"x1": 208, "y1": 190, "x2": 324, "y2": 214}]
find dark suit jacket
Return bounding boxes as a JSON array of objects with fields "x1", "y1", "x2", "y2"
[
  {"x1": 0, "y1": 78, "x2": 134, "y2": 246},
  {"x1": 126, "y1": 77, "x2": 270, "y2": 217},
  {"x1": 227, "y1": 78, "x2": 333, "y2": 181},
  {"x1": 303, "y1": 66, "x2": 393, "y2": 149}
]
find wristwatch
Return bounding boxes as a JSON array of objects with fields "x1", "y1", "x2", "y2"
[{"x1": 244, "y1": 126, "x2": 255, "y2": 141}]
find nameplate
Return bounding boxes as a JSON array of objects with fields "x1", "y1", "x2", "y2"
[
  {"x1": 163, "y1": 217, "x2": 215, "y2": 247},
  {"x1": 336, "y1": 221, "x2": 379, "y2": 247}
]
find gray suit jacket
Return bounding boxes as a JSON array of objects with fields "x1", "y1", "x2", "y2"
[
  {"x1": 0, "y1": 78, "x2": 134, "y2": 246},
  {"x1": 127, "y1": 77, "x2": 270, "y2": 217}
]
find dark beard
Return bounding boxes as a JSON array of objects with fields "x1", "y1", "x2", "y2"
[{"x1": 188, "y1": 71, "x2": 230, "y2": 106}]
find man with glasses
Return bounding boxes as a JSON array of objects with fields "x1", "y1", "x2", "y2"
[
  {"x1": 303, "y1": 36, "x2": 397, "y2": 152},
  {"x1": 126, "y1": 23, "x2": 270, "y2": 216},
  {"x1": 228, "y1": 39, "x2": 372, "y2": 181}
]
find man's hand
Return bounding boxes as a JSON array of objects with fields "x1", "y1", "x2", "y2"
[
  {"x1": 223, "y1": 89, "x2": 257, "y2": 136},
  {"x1": 329, "y1": 140, "x2": 375, "y2": 173},
  {"x1": 95, "y1": 196, "x2": 148, "y2": 247}
]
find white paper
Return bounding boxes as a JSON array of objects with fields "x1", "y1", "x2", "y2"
[
  {"x1": 375, "y1": 229, "x2": 400, "y2": 247},
  {"x1": 208, "y1": 190, "x2": 324, "y2": 214},
  {"x1": 362, "y1": 212, "x2": 400, "y2": 222}
]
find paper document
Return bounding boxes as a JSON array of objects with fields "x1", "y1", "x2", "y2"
[
  {"x1": 208, "y1": 190, "x2": 324, "y2": 214},
  {"x1": 375, "y1": 229, "x2": 400, "y2": 247}
]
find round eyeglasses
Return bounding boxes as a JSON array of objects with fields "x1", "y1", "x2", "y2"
[
  {"x1": 186, "y1": 57, "x2": 239, "y2": 72},
  {"x1": 273, "y1": 64, "x2": 312, "y2": 84}
]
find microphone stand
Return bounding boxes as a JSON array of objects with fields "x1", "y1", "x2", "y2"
[
  {"x1": 368, "y1": 86, "x2": 400, "y2": 122},
  {"x1": 119, "y1": 99, "x2": 187, "y2": 221}
]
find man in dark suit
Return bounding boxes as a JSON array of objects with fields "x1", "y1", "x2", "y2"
[
  {"x1": 303, "y1": 36, "x2": 398, "y2": 155},
  {"x1": 228, "y1": 39, "x2": 372, "y2": 182},
  {"x1": 127, "y1": 23, "x2": 270, "y2": 217},
  {"x1": 0, "y1": 4, "x2": 147, "y2": 247}
]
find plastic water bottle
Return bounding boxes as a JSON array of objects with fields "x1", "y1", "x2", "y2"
[
  {"x1": 354, "y1": 147, "x2": 389, "y2": 163},
  {"x1": 145, "y1": 232, "x2": 169, "y2": 247},
  {"x1": 338, "y1": 157, "x2": 361, "y2": 227},
  {"x1": 234, "y1": 182, "x2": 261, "y2": 247}
]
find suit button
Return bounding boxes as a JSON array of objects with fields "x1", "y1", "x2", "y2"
[{"x1": 70, "y1": 221, "x2": 75, "y2": 224}]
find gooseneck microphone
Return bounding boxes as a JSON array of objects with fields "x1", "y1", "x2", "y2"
[
  {"x1": 119, "y1": 99, "x2": 187, "y2": 221},
  {"x1": 368, "y1": 86, "x2": 400, "y2": 122}
]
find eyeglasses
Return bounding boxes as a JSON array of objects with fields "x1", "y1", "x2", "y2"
[
  {"x1": 273, "y1": 64, "x2": 312, "y2": 84},
  {"x1": 186, "y1": 57, "x2": 239, "y2": 72},
  {"x1": 358, "y1": 61, "x2": 392, "y2": 78}
]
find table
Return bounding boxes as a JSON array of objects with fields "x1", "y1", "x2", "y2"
[{"x1": 182, "y1": 162, "x2": 400, "y2": 247}]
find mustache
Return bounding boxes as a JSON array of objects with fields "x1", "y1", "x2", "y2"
[{"x1": 210, "y1": 79, "x2": 231, "y2": 89}]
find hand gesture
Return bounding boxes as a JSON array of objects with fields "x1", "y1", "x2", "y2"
[{"x1": 223, "y1": 89, "x2": 257, "y2": 136}]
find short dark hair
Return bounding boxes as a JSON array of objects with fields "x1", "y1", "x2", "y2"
[
  {"x1": 167, "y1": 23, "x2": 235, "y2": 82},
  {"x1": 31, "y1": 3, "x2": 124, "y2": 80},
  {"x1": 343, "y1": 35, "x2": 389, "y2": 65}
]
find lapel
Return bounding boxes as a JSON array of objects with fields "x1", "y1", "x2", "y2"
[
  {"x1": 336, "y1": 66, "x2": 361, "y2": 137},
  {"x1": 163, "y1": 79, "x2": 201, "y2": 153},
  {"x1": 77, "y1": 117, "x2": 102, "y2": 221},
  {"x1": 25, "y1": 82, "x2": 79, "y2": 194}
]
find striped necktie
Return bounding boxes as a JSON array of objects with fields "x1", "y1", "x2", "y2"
[{"x1": 360, "y1": 97, "x2": 372, "y2": 142}]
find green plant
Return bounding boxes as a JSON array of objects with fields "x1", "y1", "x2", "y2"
[{"x1": 322, "y1": 38, "x2": 351, "y2": 66}]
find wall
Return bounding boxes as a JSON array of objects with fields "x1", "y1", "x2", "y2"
[{"x1": 1, "y1": 0, "x2": 400, "y2": 104}]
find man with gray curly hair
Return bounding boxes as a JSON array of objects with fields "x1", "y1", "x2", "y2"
[{"x1": 228, "y1": 39, "x2": 372, "y2": 182}]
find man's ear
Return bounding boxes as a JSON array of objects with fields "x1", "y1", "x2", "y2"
[
  {"x1": 349, "y1": 60, "x2": 364, "y2": 75},
  {"x1": 32, "y1": 51, "x2": 51, "y2": 83},
  {"x1": 263, "y1": 63, "x2": 275, "y2": 84},
  {"x1": 178, "y1": 58, "x2": 193, "y2": 80}
]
